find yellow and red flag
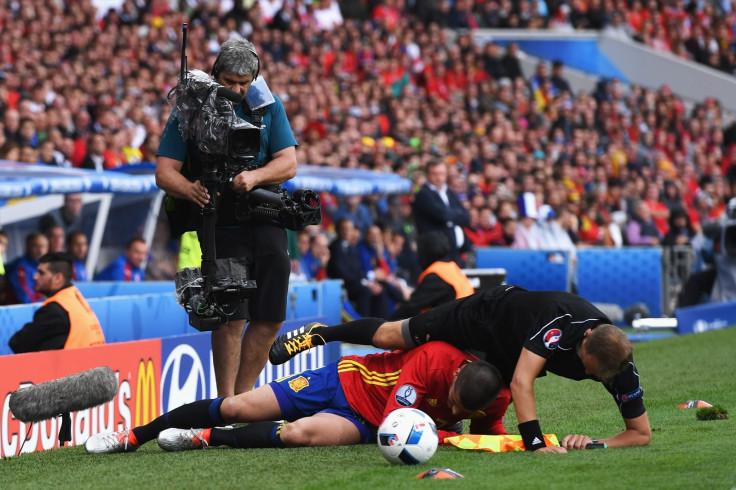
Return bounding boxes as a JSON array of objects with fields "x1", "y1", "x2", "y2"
[{"x1": 443, "y1": 434, "x2": 559, "y2": 452}]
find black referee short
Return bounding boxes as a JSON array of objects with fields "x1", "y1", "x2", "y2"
[
  {"x1": 405, "y1": 285, "x2": 521, "y2": 349},
  {"x1": 199, "y1": 223, "x2": 290, "y2": 323}
]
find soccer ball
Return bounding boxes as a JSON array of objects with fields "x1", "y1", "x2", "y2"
[{"x1": 377, "y1": 408, "x2": 439, "y2": 465}]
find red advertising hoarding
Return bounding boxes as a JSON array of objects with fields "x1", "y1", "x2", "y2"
[{"x1": 0, "y1": 339, "x2": 161, "y2": 457}]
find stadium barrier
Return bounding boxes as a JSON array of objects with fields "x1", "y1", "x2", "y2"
[
  {"x1": 475, "y1": 248, "x2": 571, "y2": 292},
  {"x1": 674, "y1": 300, "x2": 736, "y2": 335},
  {"x1": 75, "y1": 281, "x2": 175, "y2": 298},
  {"x1": 576, "y1": 247, "x2": 663, "y2": 318},
  {"x1": 475, "y1": 247, "x2": 664, "y2": 320},
  {"x1": 0, "y1": 280, "x2": 344, "y2": 356},
  {"x1": 0, "y1": 318, "x2": 341, "y2": 456}
]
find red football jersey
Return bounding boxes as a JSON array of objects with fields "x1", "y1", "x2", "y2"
[{"x1": 338, "y1": 341, "x2": 509, "y2": 434}]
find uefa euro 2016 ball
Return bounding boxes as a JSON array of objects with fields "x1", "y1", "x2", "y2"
[{"x1": 377, "y1": 408, "x2": 439, "y2": 465}]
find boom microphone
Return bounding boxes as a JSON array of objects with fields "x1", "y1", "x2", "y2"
[{"x1": 9, "y1": 367, "x2": 118, "y2": 446}]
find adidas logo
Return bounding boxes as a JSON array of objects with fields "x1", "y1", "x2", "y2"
[{"x1": 532, "y1": 437, "x2": 542, "y2": 446}]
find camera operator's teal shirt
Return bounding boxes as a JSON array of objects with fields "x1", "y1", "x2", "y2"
[{"x1": 157, "y1": 93, "x2": 298, "y2": 167}]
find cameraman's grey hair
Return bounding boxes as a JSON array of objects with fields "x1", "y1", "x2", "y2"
[{"x1": 215, "y1": 38, "x2": 259, "y2": 79}]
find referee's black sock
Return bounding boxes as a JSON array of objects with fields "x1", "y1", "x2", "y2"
[
  {"x1": 210, "y1": 421, "x2": 285, "y2": 448},
  {"x1": 318, "y1": 317, "x2": 385, "y2": 345},
  {"x1": 131, "y1": 398, "x2": 226, "y2": 445}
]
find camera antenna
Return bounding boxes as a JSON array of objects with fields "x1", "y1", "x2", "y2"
[{"x1": 180, "y1": 23, "x2": 188, "y2": 84}]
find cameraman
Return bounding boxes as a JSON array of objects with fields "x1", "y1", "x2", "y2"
[{"x1": 155, "y1": 38, "x2": 297, "y2": 396}]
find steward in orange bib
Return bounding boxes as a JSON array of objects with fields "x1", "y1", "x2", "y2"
[
  {"x1": 391, "y1": 231, "x2": 474, "y2": 320},
  {"x1": 9, "y1": 252, "x2": 104, "y2": 353}
]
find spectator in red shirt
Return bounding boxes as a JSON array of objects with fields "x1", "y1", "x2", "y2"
[{"x1": 643, "y1": 182, "x2": 670, "y2": 236}]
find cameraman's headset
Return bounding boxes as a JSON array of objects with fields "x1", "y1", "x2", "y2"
[{"x1": 211, "y1": 42, "x2": 260, "y2": 83}]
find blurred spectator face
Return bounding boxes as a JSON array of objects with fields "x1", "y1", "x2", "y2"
[
  {"x1": 63, "y1": 193, "x2": 83, "y2": 220},
  {"x1": 337, "y1": 219, "x2": 355, "y2": 242},
  {"x1": 39, "y1": 140, "x2": 55, "y2": 162},
  {"x1": 346, "y1": 195, "x2": 362, "y2": 209},
  {"x1": 479, "y1": 207, "x2": 494, "y2": 228},
  {"x1": 67, "y1": 232, "x2": 88, "y2": 261},
  {"x1": 636, "y1": 201, "x2": 652, "y2": 221},
  {"x1": 468, "y1": 206, "x2": 479, "y2": 227},
  {"x1": 28, "y1": 234, "x2": 49, "y2": 260},
  {"x1": 89, "y1": 133, "x2": 106, "y2": 155},
  {"x1": 297, "y1": 231, "x2": 310, "y2": 256},
  {"x1": 310, "y1": 233, "x2": 329, "y2": 259},
  {"x1": 20, "y1": 146, "x2": 38, "y2": 163},
  {"x1": 645, "y1": 183, "x2": 660, "y2": 201},
  {"x1": 426, "y1": 161, "x2": 448, "y2": 188},
  {"x1": 364, "y1": 225, "x2": 383, "y2": 247},
  {"x1": 1, "y1": 143, "x2": 20, "y2": 161},
  {"x1": 60, "y1": 138, "x2": 76, "y2": 159},
  {"x1": 125, "y1": 239, "x2": 148, "y2": 269},
  {"x1": 389, "y1": 232, "x2": 404, "y2": 257},
  {"x1": 19, "y1": 119, "x2": 36, "y2": 141},
  {"x1": 3, "y1": 109, "x2": 19, "y2": 133},
  {"x1": 45, "y1": 226, "x2": 65, "y2": 253},
  {"x1": 501, "y1": 217, "x2": 517, "y2": 237}
]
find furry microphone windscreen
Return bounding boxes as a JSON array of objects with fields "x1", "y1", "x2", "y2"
[{"x1": 9, "y1": 366, "x2": 118, "y2": 423}]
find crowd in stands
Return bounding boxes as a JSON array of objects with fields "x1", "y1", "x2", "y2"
[{"x1": 1, "y1": 0, "x2": 736, "y2": 314}]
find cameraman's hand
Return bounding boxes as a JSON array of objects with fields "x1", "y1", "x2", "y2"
[
  {"x1": 188, "y1": 180, "x2": 210, "y2": 208},
  {"x1": 230, "y1": 170, "x2": 258, "y2": 194}
]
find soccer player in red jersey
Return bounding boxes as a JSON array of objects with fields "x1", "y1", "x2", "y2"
[{"x1": 85, "y1": 341, "x2": 510, "y2": 454}]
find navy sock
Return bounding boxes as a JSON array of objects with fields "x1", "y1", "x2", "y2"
[
  {"x1": 132, "y1": 398, "x2": 225, "y2": 445},
  {"x1": 210, "y1": 421, "x2": 284, "y2": 448},
  {"x1": 319, "y1": 317, "x2": 384, "y2": 345}
]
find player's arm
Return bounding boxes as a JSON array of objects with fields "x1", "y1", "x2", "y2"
[
  {"x1": 561, "y1": 412, "x2": 651, "y2": 449},
  {"x1": 510, "y1": 347, "x2": 567, "y2": 453}
]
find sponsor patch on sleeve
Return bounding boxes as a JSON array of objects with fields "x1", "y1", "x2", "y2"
[
  {"x1": 395, "y1": 384, "x2": 418, "y2": 406},
  {"x1": 620, "y1": 387, "x2": 643, "y2": 403},
  {"x1": 543, "y1": 329, "x2": 562, "y2": 350}
]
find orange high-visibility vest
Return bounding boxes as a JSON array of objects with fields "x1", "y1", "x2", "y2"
[
  {"x1": 417, "y1": 261, "x2": 474, "y2": 300},
  {"x1": 43, "y1": 286, "x2": 105, "y2": 349}
]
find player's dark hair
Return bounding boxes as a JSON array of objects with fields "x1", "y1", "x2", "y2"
[
  {"x1": 585, "y1": 324, "x2": 633, "y2": 382},
  {"x1": 39, "y1": 252, "x2": 74, "y2": 282},
  {"x1": 455, "y1": 360, "x2": 503, "y2": 412}
]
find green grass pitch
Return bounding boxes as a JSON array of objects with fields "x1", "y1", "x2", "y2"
[{"x1": 2, "y1": 327, "x2": 734, "y2": 489}]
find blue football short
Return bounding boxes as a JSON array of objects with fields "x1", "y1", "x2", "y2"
[{"x1": 270, "y1": 361, "x2": 375, "y2": 443}]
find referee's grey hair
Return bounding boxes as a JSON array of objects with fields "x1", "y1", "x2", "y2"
[{"x1": 214, "y1": 38, "x2": 259, "y2": 79}]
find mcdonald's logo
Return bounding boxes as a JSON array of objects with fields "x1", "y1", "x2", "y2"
[{"x1": 136, "y1": 359, "x2": 157, "y2": 426}]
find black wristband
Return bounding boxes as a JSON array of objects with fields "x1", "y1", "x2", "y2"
[{"x1": 518, "y1": 420, "x2": 546, "y2": 451}]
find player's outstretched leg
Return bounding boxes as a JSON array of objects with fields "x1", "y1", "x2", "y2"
[
  {"x1": 269, "y1": 318, "x2": 391, "y2": 365},
  {"x1": 159, "y1": 422, "x2": 284, "y2": 451},
  {"x1": 269, "y1": 322, "x2": 327, "y2": 365}
]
